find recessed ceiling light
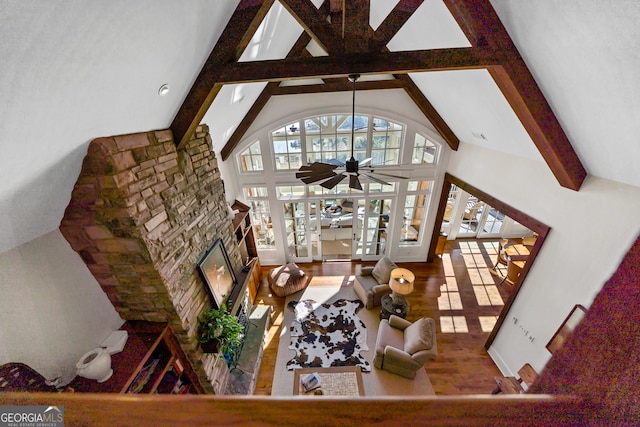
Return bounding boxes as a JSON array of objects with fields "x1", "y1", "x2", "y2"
[{"x1": 158, "y1": 84, "x2": 170, "y2": 96}]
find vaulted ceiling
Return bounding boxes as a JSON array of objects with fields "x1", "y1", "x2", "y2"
[
  {"x1": 174, "y1": 0, "x2": 588, "y2": 190},
  {"x1": 1, "y1": 1, "x2": 639, "y2": 253}
]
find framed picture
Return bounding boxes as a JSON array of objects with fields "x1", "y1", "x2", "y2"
[
  {"x1": 198, "y1": 238, "x2": 237, "y2": 310},
  {"x1": 546, "y1": 304, "x2": 587, "y2": 354}
]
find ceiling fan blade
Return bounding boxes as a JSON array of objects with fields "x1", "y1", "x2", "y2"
[
  {"x1": 325, "y1": 158, "x2": 345, "y2": 167},
  {"x1": 359, "y1": 157, "x2": 372, "y2": 167},
  {"x1": 349, "y1": 174, "x2": 363, "y2": 190},
  {"x1": 300, "y1": 162, "x2": 339, "y2": 171},
  {"x1": 362, "y1": 173, "x2": 390, "y2": 186},
  {"x1": 320, "y1": 173, "x2": 346, "y2": 189},
  {"x1": 370, "y1": 172, "x2": 408, "y2": 180},
  {"x1": 301, "y1": 171, "x2": 337, "y2": 184},
  {"x1": 297, "y1": 161, "x2": 341, "y2": 179}
]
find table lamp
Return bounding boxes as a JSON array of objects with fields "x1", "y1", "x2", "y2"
[{"x1": 389, "y1": 268, "x2": 415, "y2": 306}]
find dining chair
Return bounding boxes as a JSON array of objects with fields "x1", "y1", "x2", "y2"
[
  {"x1": 501, "y1": 260, "x2": 525, "y2": 285},
  {"x1": 522, "y1": 232, "x2": 538, "y2": 247},
  {"x1": 492, "y1": 239, "x2": 510, "y2": 270}
]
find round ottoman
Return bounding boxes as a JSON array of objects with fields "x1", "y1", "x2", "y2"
[{"x1": 268, "y1": 263, "x2": 309, "y2": 297}]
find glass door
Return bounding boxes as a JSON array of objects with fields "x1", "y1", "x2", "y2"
[
  {"x1": 283, "y1": 201, "x2": 312, "y2": 262},
  {"x1": 319, "y1": 199, "x2": 353, "y2": 261},
  {"x1": 359, "y1": 197, "x2": 392, "y2": 260},
  {"x1": 477, "y1": 204, "x2": 505, "y2": 238},
  {"x1": 456, "y1": 196, "x2": 484, "y2": 238},
  {"x1": 308, "y1": 200, "x2": 321, "y2": 260}
]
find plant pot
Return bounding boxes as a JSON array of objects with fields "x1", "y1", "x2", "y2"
[{"x1": 201, "y1": 339, "x2": 220, "y2": 353}]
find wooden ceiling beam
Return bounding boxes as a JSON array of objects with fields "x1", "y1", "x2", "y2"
[
  {"x1": 170, "y1": 0, "x2": 275, "y2": 148},
  {"x1": 219, "y1": 82, "x2": 276, "y2": 161},
  {"x1": 216, "y1": 47, "x2": 492, "y2": 84},
  {"x1": 220, "y1": 32, "x2": 314, "y2": 161},
  {"x1": 443, "y1": 0, "x2": 586, "y2": 191},
  {"x1": 372, "y1": 0, "x2": 425, "y2": 50},
  {"x1": 368, "y1": 0, "x2": 459, "y2": 152},
  {"x1": 279, "y1": 0, "x2": 343, "y2": 55},
  {"x1": 343, "y1": 0, "x2": 372, "y2": 52},
  {"x1": 218, "y1": 0, "x2": 459, "y2": 161},
  {"x1": 272, "y1": 78, "x2": 404, "y2": 95}
]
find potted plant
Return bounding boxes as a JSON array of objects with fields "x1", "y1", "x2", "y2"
[{"x1": 197, "y1": 304, "x2": 244, "y2": 358}]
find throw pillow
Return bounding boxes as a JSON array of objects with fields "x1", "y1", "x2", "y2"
[
  {"x1": 404, "y1": 318, "x2": 434, "y2": 354},
  {"x1": 371, "y1": 256, "x2": 396, "y2": 284}
]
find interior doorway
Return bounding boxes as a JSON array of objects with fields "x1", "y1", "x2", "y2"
[{"x1": 429, "y1": 173, "x2": 551, "y2": 349}]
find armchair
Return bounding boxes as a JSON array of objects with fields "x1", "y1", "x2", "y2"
[
  {"x1": 354, "y1": 256, "x2": 397, "y2": 309},
  {"x1": 374, "y1": 315, "x2": 437, "y2": 379}
]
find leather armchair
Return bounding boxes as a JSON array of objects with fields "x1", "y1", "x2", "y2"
[
  {"x1": 354, "y1": 256, "x2": 396, "y2": 309},
  {"x1": 374, "y1": 315, "x2": 437, "y2": 379}
]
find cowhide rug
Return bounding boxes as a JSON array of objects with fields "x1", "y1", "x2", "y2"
[{"x1": 286, "y1": 298, "x2": 371, "y2": 372}]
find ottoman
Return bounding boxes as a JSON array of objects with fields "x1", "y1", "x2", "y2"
[{"x1": 268, "y1": 263, "x2": 309, "y2": 297}]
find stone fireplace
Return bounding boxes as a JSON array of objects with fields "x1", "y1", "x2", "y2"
[{"x1": 60, "y1": 124, "x2": 240, "y2": 393}]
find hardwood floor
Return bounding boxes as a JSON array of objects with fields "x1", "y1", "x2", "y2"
[{"x1": 252, "y1": 238, "x2": 513, "y2": 396}]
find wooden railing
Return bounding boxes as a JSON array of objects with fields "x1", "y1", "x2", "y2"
[{"x1": 1, "y1": 393, "x2": 601, "y2": 426}]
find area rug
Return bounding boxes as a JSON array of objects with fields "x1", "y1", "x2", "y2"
[
  {"x1": 286, "y1": 298, "x2": 370, "y2": 372},
  {"x1": 271, "y1": 276, "x2": 436, "y2": 396}
]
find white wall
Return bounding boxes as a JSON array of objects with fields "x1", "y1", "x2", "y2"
[
  {"x1": 0, "y1": 230, "x2": 123, "y2": 385},
  {"x1": 447, "y1": 143, "x2": 640, "y2": 376}
]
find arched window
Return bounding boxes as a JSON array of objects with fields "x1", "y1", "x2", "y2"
[
  {"x1": 269, "y1": 114, "x2": 405, "y2": 170},
  {"x1": 272, "y1": 122, "x2": 302, "y2": 170},
  {"x1": 239, "y1": 141, "x2": 263, "y2": 172},
  {"x1": 412, "y1": 133, "x2": 438, "y2": 165},
  {"x1": 234, "y1": 111, "x2": 445, "y2": 263}
]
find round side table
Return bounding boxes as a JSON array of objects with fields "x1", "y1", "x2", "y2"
[{"x1": 380, "y1": 295, "x2": 408, "y2": 320}]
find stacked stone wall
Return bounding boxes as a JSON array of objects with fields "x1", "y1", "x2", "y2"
[{"x1": 60, "y1": 125, "x2": 238, "y2": 393}]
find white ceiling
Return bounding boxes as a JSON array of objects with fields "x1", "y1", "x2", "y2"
[{"x1": 1, "y1": 0, "x2": 639, "y2": 253}]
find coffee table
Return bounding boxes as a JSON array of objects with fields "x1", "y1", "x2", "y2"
[{"x1": 293, "y1": 366, "x2": 364, "y2": 396}]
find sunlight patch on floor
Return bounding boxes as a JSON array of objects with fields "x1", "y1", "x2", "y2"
[
  {"x1": 478, "y1": 316, "x2": 498, "y2": 332},
  {"x1": 442, "y1": 253, "x2": 455, "y2": 277},
  {"x1": 458, "y1": 241, "x2": 481, "y2": 254},
  {"x1": 485, "y1": 285, "x2": 504, "y2": 305},
  {"x1": 462, "y1": 254, "x2": 476, "y2": 267},
  {"x1": 473, "y1": 285, "x2": 504, "y2": 306},
  {"x1": 265, "y1": 310, "x2": 284, "y2": 348},
  {"x1": 467, "y1": 267, "x2": 483, "y2": 285},
  {"x1": 440, "y1": 315, "x2": 469, "y2": 333},
  {"x1": 479, "y1": 268, "x2": 495, "y2": 284},
  {"x1": 438, "y1": 291, "x2": 463, "y2": 310},
  {"x1": 483, "y1": 241, "x2": 498, "y2": 255},
  {"x1": 445, "y1": 276, "x2": 458, "y2": 291}
]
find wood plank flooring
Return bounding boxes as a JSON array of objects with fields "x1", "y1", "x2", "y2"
[{"x1": 252, "y1": 239, "x2": 513, "y2": 396}]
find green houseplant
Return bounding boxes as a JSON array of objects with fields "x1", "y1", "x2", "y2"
[{"x1": 197, "y1": 304, "x2": 244, "y2": 358}]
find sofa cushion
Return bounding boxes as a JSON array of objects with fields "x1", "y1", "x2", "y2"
[
  {"x1": 404, "y1": 318, "x2": 434, "y2": 354},
  {"x1": 371, "y1": 256, "x2": 396, "y2": 284}
]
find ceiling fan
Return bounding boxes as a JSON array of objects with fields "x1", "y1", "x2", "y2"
[{"x1": 296, "y1": 74, "x2": 408, "y2": 191}]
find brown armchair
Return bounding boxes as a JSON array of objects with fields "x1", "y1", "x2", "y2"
[
  {"x1": 374, "y1": 315, "x2": 437, "y2": 379},
  {"x1": 354, "y1": 256, "x2": 397, "y2": 309}
]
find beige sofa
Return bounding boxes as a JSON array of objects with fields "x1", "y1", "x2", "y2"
[
  {"x1": 374, "y1": 315, "x2": 438, "y2": 379},
  {"x1": 354, "y1": 256, "x2": 397, "y2": 309}
]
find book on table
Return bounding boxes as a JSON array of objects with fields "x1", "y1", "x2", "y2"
[{"x1": 301, "y1": 372, "x2": 320, "y2": 392}]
